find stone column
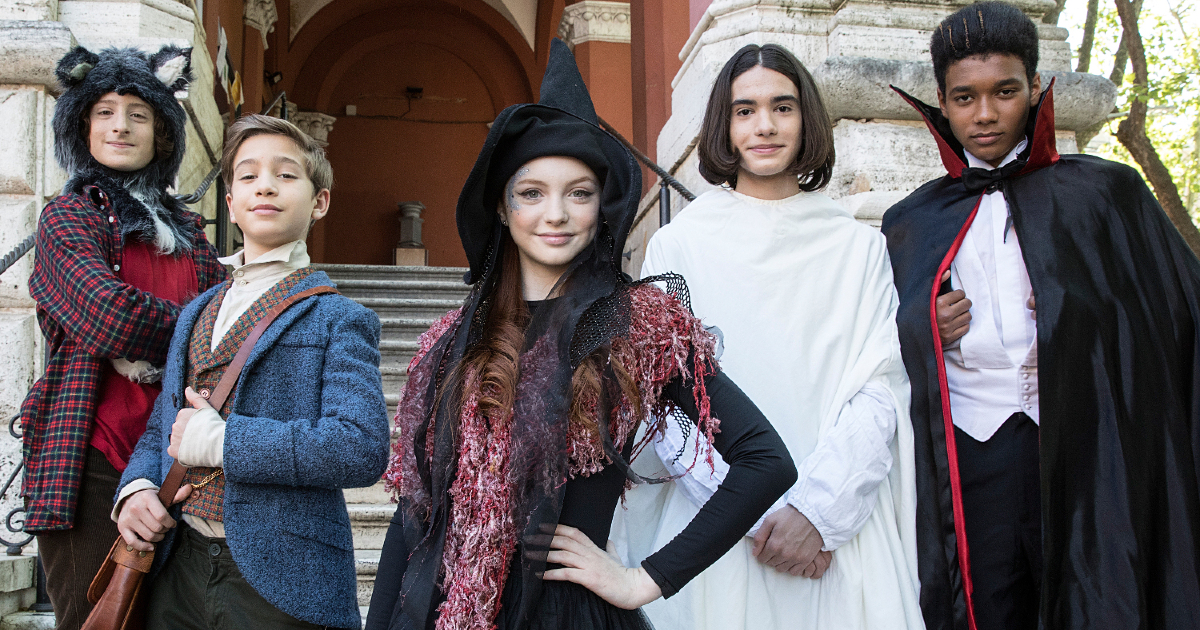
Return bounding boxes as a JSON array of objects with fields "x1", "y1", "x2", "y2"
[
  {"x1": 0, "y1": 16, "x2": 73, "y2": 557},
  {"x1": 241, "y1": 0, "x2": 276, "y2": 117},
  {"x1": 395, "y1": 202, "x2": 427, "y2": 266},
  {"x1": 293, "y1": 111, "x2": 335, "y2": 145},
  {"x1": 623, "y1": 0, "x2": 1117, "y2": 275},
  {"x1": 558, "y1": 0, "x2": 635, "y2": 141}
]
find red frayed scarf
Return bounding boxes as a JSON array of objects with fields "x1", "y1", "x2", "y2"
[{"x1": 383, "y1": 284, "x2": 719, "y2": 630}]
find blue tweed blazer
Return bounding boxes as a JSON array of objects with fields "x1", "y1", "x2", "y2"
[{"x1": 119, "y1": 270, "x2": 389, "y2": 629}]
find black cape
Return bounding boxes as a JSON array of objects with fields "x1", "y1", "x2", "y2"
[{"x1": 881, "y1": 83, "x2": 1200, "y2": 630}]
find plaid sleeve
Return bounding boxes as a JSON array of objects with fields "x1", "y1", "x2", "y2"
[
  {"x1": 182, "y1": 210, "x2": 228, "y2": 292},
  {"x1": 29, "y1": 195, "x2": 181, "y2": 365}
]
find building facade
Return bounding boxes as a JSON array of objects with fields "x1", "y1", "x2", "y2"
[{"x1": 0, "y1": 0, "x2": 1114, "y2": 619}]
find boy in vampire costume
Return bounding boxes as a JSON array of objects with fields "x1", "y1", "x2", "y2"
[
  {"x1": 20, "y1": 45, "x2": 224, "y2": 629},
  {"x1": 882, "y1": 3, "x2": 1200, "y2": 630}
]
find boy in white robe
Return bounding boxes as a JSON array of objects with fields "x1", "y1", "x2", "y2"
[{"x1": 613, "y1": 43, "x2": 924, "y2": 630}]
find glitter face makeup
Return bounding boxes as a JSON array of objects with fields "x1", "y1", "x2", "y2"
[{"x1": 497, "y1": 156, "x2": 601, "y2": 299}]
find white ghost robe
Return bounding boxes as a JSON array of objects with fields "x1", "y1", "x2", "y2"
[{"x1": 612, "y1": 188, "x2": 924, "y2": 630}]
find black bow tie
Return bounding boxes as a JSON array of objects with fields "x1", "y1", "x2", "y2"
[
  {"x1": 960, "y1": 158, "x2": 1027, "y2": 193},
  {"x1": 961, "y1": 158, "x2": 1027, "y2": 242}
]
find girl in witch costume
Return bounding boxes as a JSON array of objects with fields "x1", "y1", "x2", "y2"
[
  {"x1": 19, "y1": 45, "x2": 224, "y2": 630},
  {"x1": 365, "y1": 40, "x2": 795, "y2": 630},
  {"x1": 614, "y1": 44, "x2": 922, "y2": 630}
]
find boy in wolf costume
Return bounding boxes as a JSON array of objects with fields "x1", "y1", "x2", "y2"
[{"x1": 20, "y1": 44, "x2": 224, "y2": 629}]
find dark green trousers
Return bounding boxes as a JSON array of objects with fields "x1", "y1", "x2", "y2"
[{"x1": 146, "y1": 524, "x2": 335, "y2": 630}]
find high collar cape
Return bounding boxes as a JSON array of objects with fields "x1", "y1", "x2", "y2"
[{"x1": 882, "y1": 85, "x2": 1200, "y2": 630}]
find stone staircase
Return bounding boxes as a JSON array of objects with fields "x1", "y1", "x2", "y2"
[{"x1": 315, "y1": 264, "x2": 470, "y2": 618}]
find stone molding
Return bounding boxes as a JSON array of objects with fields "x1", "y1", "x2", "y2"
[
  {"x1": 557, "y1": 1, "x2": 630, "y2": 48},
  {"x1": 293, "y1": 111, "x2": 335, "y2": 144},
  {"x1": 243, "y1": 0, "x2": 277, "y2": 48},
  {"x1": 0, "y1": 21, "x2": 76, "y2": 89}
]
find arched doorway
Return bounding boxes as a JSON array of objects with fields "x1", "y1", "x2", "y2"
[{"x1": 284, "y1": 0, "x2": 546, "y2": 266}]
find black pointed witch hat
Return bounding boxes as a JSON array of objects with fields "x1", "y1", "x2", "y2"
[{"x1": 456, "y1": 38, "x2": 640, "y2": 285}]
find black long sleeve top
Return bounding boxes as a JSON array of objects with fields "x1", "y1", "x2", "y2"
[{"x1": 557, "y1": 369, "x2": 796, "y2": 597}]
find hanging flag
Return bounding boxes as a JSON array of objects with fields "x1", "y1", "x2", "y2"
[{"x1": 216, "y1": 22, "x2": 243, "y2": 117}]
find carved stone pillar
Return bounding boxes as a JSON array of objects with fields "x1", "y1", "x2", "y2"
[
  {"x1": 558, "y1": 1, "x2": 634, "y2": 141},
  {"x1": 558, "y1": 1, "x2": 632, "y2": 47},
  {"x1": 293, "y1": 111, "x2": 336, "y2": 145},
  {"x1": 623, "y1": 0, "x2": 1118, "y2": 275},
  {"x1": 243, "y1": 0, "x2": 277, "y2": 49}
]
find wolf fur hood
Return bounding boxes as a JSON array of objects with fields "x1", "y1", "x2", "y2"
[{"x1": 53, "y1": 45, "x2": 198, "y2": 253}]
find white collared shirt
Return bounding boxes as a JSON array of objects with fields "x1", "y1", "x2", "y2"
[
  {"x1": 945, "y1": 139, "x2": 1040, "y2": 442},
  {"x1": 212, "y1": 240, "x2": 311, "y2": 351}
]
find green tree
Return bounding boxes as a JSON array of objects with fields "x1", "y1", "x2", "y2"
[{"x1": 1068, "y1": 0, "x2": 1200, "y2": 249}]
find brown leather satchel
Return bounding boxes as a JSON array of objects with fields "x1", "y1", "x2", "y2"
[{"x1": 80, "y1": 285, "x2": 338, "y2": 630}]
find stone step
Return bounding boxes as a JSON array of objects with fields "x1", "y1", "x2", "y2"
[
  {"x1": 356, "y1": 549, "x2": 381, "y2": 608},
  {"x1": 380, "y1": 317, "x2": 440, "y2": 338},
  {"x1": 314, "y1": 263, "x2": 468, "y2": 285},
  {"x1": 332, "y1": 278, "x2": 470, "y2": 301},
  {"x1": 357, "y1": 297, "x2": 462, "y2": 320},
  {"x1": 349, "y1": 504, "x2": 394, "y2": 550},
  {"x1": 380, "y1": 364, "x2": 409, "y2": 397},
  {"x1": 379, "y1": 340, "x2": 420, "y2": 375},
  {"x1": 345, "y1": 478, "x2": 393, "y2": 505}
]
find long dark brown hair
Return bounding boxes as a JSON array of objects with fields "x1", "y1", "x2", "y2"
[
  {"x1": 697, "y1": 43, "x2": 835, "y2": 191},
  {"x1": 451, "y1": 231, "x2": 643, "y2": 444}
]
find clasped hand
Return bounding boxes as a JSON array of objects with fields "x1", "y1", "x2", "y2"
[
  {"x1": 752, "y1": 505, "x2": 832, "y2": 579},
  {"x1": 116, "y1": 386, "x2": 214, "y2": 551},
  {"x1": 167, "y1": 386, "x2": 215, "y2": 460},
  {"x1": 936, "y1": 270, "x2": 1036, "y2": 347},
  {"x1": 542, "y1": 524, "x2": 662, "y2": 610}
]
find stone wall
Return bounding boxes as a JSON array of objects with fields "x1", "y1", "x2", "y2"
[
  {"x1": 622, "y1": 0, "x2": 1117, "y2": 276},
  {"x1": 0, "y1": 16, "x2": 73, "y2": 543}
]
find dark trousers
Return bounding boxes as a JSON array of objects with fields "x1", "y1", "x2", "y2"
[
  {"x1": 955, "y1": 413, "x2": 1042, "y2": 630},
  {"x1": 146, "y1": 524, "x2": 336, "y2": 630},
  {"x1": 36, "y1": 447, "x2": 122, "y2": 630}
]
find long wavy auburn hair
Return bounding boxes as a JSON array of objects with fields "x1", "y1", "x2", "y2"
[{"x1": 448, "y1": 231, "x2": 642, "y2": 448}]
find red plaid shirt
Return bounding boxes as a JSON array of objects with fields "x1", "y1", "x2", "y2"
[{"x1": 20, "y1": 184, "x2": 225, "y2": 531}]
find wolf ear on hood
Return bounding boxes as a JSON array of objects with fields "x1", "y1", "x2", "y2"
[
  {"x1": 149, "y1": 45, "x2": 193, "y2": 96},
  {"x1": 54, "y1": 47, "x2": 101, "y2": 90}
]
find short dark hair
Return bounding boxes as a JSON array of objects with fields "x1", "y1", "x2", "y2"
[
  {"x1": 697, "y1": 43, "x2": 834, "y2": 191},
  {"x1": 931, "y1": 1, "x2": 1039, "y2": 93}
]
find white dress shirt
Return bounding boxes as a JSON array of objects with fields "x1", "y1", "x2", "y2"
[
  {"x1": 944, "y1": 139, "x2": 1040, "y2": 442},
  {"x1": 113, "y1": 240, "x2": 310, "y2": 537}
]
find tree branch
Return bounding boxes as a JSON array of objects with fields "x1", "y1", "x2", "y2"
[
  {"x1": 1112, "y1": 0, "x2": 1200, "y2": 257},
  {"x1": 1109, "y1": 0, "x2": 1145, "y2": 84},
  {"x1": 1043, "y1": 0, "x2": 1069, "y2": 25},
  {"x1": 1076, "y1": 0, "x2": 1101, "y2": 72}
]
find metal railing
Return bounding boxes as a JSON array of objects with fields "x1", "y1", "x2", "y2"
[
  {"x1": 596, "y1": 117, "x2": 695, "y2": 227},
  {"x1": 2, "y1": 416, "x2": 33, "y2": 555},
  {"x1": 0, "y1": 234, "x2": 35, "y2": 278}
]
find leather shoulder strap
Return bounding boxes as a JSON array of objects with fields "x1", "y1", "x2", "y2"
[{"x1": 156, "y1": 284, "x2": 340, "y2": 506}]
